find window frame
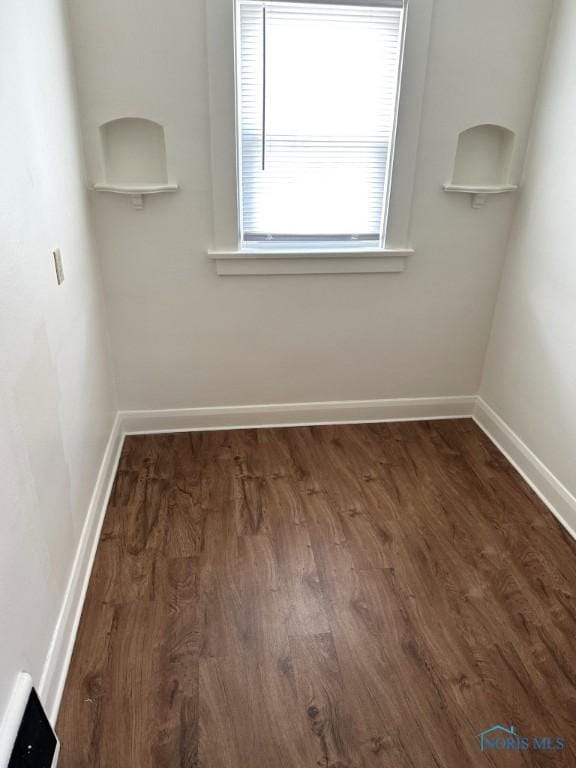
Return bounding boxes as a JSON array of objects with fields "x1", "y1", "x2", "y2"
[
  {"x1": 207, "y1": 0, "x2": 434, "y2": 274},
  {"x1": 235, "y1": 0, "x2": 406, "y2": 250}
]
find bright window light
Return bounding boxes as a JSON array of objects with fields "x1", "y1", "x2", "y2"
[{"x1": 236, "y1": 0, "x2": 405, "y2": 248}]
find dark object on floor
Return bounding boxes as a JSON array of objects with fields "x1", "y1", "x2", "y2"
[{"x1": 9, "y1": 688, "x2": 57, "y2": 768}]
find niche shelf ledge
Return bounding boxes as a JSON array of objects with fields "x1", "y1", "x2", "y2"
[
  {"x1": 443, "y1": 183, "x2": 518, "y2": 209},
  {"x1": 93, "y1": 182, "x2": 179, "y2": 209}
]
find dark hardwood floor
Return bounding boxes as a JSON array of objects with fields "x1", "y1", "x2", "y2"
[{"x1": 57, "y1": 420, "x2": 576, "y2": 767}]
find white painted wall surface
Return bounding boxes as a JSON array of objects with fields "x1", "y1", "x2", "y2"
[
  {"x1": 0, "y1": 0, "x2": 115, "y2": 721},
  {"x1": 67, "y1": 0, "x2": 553, "y2": 410},
  {"x1": 480, "y1": 0, "x2": 576, "y2": 498}
]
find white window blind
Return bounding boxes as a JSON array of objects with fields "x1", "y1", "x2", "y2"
[{"x1": 236, "y1": 0, "x2": 405, "y2": 248}]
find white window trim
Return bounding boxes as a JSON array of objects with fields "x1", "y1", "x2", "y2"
[{"x1": 206, "y1": 0, "x2": 434, "y2": 275}]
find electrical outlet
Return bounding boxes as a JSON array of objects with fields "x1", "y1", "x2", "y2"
[{"x1": 53, "y1": 249, "x2": 64, "y2": 285}]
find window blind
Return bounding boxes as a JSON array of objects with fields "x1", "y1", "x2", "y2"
[{"x1": 236, "y1": 0, "x2": 404, "y2": 247}]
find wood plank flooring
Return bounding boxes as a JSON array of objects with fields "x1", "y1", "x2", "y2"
[{"x1": 57, "y1": 420, "x2": 576, "y2": 767}]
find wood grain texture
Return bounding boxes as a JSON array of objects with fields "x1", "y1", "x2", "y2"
[{"x1": 57, "y1": 421, "x2": 576, "y2": 767}]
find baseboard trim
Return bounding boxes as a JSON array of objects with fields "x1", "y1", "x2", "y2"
[
  {"x1": 38, "y1": 413, "x2": 125, "y2": 725},
  {"x1": 473, "y1": 398, "x2": 576, "y2": 541},
  {"x1": 119, "y1": 396, "x2": 476, "y2": 434}
]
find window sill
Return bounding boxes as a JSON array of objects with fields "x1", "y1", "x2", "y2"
[{"x1": 207, "y1": 248, "x2": 413, "y2": 276}]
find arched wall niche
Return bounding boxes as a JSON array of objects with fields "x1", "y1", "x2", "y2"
[
  {"x1": 443, "y1": 124, "x2": 518, "y2": 208},
  {"x1": 451, "y1": 124, "x2": 516, "y2": 188},
  {"x1": 93, "y1": 117, "x2": 178, "y2": 208},
  {"x1": 99, "y1": 117, "x2": 168, "y2": 185}
]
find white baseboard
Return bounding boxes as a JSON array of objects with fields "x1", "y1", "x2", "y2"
[
  {"x1": 474, "y1": 398, "x2": 576, "y2": 541},
  {"x1": 119, "y1": 395, "x2": 476, "y2": 434},
  {"x1": 38, "y1": 414, "x2": 125, "y2": 726}
]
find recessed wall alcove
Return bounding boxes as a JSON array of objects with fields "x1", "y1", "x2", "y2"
[
  {"x1": 444, "y1": 124, "x2": 518, "y2": 208},
  {"x1": 93, "y1": 117, "x2": 178, "y2": 209}
]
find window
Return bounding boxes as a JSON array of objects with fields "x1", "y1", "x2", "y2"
[{"x1": 236, "y1": 0, "x2": 405, "y2": 250}]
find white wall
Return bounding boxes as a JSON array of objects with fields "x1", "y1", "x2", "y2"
[
  {"x1": 67, "y1": 0, "x2": 553, "y2": 410},
  {"x1": 0, "y1": 0, "x2": 115, "y2": 721},
  {"x1": 480, "y1": 0, "x2": 576, "y2": 499}
]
